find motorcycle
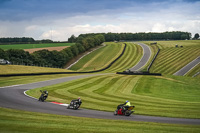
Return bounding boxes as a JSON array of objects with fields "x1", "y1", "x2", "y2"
[
  {"x1": 67, "y1": 99, "x2": 82, "y2": 110},
  {"x1": 38, "y1": 90, "x2": 48, "y2": 102},
  {"x1": 114, "y1": 105, "x2": 135, "y2": 116}
]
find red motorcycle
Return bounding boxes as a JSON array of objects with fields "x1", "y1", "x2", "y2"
[{"x1": 114, "y1": 105, "x2": 135, "y2": 116}]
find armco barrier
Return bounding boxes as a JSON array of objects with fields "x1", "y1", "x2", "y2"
[
  {"x1": 147, "y1": 48, "x2": 160, "y2": 71},
  {"x1": 116, "y1": 71, "x2": 162, "y2": 76},
  {"x1": 0, "y1": 43, "x2": 127, "y2": 77}
]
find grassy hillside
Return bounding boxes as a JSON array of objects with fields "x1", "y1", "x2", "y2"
[
  {"x1": 143, "y1": 40, "x2": 200, "y2": 76},
  {"x1": 0, "y1": 43, "x2": 74, "y2": 50},
  {"x1": 70, "y1": 42, "x2": 144, "y2": 73},
  {"x1": 70, "y1": 42, "x2": 124, "y2": 71},
  {"x1": 1, "y1": 108, "x2": 199, "y2": 133},
  {"x1": 0, "y1": 65, "x2": 72, "y2": 75},
  {"x1": 104, "y1": 42, "x2": 143, "y2": 72},
  {"x1": 27, "y1": 74, "x2": 200, "y2": 119}
]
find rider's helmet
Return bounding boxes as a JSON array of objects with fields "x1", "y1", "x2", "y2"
[
  {"x1": 44, "y1": 90, "x2": 48, "y2": 94},
  {"x1": 126, "y1": 100, "x2": 129, "y2": 103}
]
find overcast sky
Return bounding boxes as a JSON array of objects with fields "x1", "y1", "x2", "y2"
[{"x1": 0, "y1": 0, "x2": 199, "y2": 41}]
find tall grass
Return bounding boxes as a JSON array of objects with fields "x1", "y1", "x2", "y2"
[{"x1": 27, "y1": 74, "x2": 200, "y2": 118}]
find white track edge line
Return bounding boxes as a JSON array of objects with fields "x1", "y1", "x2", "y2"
[{"x1": 24, "y1": 90, "x2": 69, "y2": 106}]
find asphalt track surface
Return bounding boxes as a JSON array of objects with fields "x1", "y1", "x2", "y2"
[
  {"x1": 130, "y1": 43, "x2": 151, "y2": 71},
  {"x1": 1, "y1": 74, "x2": 200, "y2": 125},
  {"x1": 174, "y1": 56, "x2": 200, "y2": 76}
]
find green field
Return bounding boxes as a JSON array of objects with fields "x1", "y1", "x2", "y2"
[
  {"x1": 1, "y1": 108, "x2": 199, "y2": 133},
  {"x1": 0, "y1": 43, "x2": 74, "y2": 50},
  {"x1": 27, "y1": 74, "x2": 200, "y2": 119}
]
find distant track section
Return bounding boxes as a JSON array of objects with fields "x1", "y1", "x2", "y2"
[
  {"x1": 174, "y1": 56, "x2": 200, "y2": 76},
  {"x1": 130, "y1": 43, "x2": 151, "y2": 71}
]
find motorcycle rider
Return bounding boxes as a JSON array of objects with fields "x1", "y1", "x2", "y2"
[
  {"x1": 43, "y1": 90, "x2": 48, "y2": 99},
  {"x1": 76, "y1": 97, "x2": 82, "y2": 105},
  {"x1": 39, "y1": 90, "x2": 48, "y2": 101},
  {"x1": 125, "y1": 100, "x2": 131, "y2": 106},
  {"x1": 117, "y1": 100, "x2": 131, "y2": 113},
  {"x1": 71, "y1": 97, "x2": 82, "y2": 105}
]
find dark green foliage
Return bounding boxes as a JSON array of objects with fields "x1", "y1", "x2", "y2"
[
  {"x1": 0, "y1": 37, "x2": 35, "y2": 44},
  {"x1": 6, "y1": 49, "x2": 33, "y2": 65},
  {"x1": 70, "y1": 45, "x2": 79, "y2": 56},
  {"x1": 76, "y1": 43, "x2": 85, "y2": 53},
  {"x1": 41, "y1": 39, "x2": 53, "y2": 43},
  {"x1": 194, "y1": 33, "x2": 199, "y2": 39},
  {"x1": 62, "y1": 47, "x2": 74, "y2": 59},
  {"x1": 0, "y1": 48, "x2": 8, "y2": 59},
  {"x1": 68, "y1": 34, "x2": 77, "y2": 43},
  {"x1": 78, "y1": 31, "x2": 191, "y2": 41}
]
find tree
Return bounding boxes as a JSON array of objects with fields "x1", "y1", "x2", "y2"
[
  {"x1": 76, "y1": 43, "x2": 85, "y2": 53},
  {"x1": 194, "y1": 33, "x2": 199, "y2": 39},
  {"x1": 68, "y1": 35, "x2": 77, "y2": 43},
  {"x1": 0, "y1": 48, "x2": 8, "y2": 59},
  {"x1": 70, "y1": 45, "x2": 79, "y2": 56},
  {"x1": 61, "y1": 47, "x2": 74, "y2": 59}
]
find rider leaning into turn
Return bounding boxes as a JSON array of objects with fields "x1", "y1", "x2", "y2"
[
  {"x1": 42, "y1": 90, "x2": 48, "y2": 97},
  {"x1": 71, "y1": 97, "x2": 82, "y2": 105},
  {"x1": 125, "y1": 100, "x2": 131, "y2": 106},
  {"x1": 122, "y1": 100, "x2": 131, "y2": 113}
]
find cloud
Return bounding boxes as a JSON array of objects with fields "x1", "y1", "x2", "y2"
[{"x1": 0, "y1": 0, "x2": 199, "y2": 40}]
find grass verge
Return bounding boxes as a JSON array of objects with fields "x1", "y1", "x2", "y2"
[
  {"x1": 0, "y1": 43, "x2": 74, "y2": 50},
  {"x1": 0, "y1": 65, "x2": 72, "y2": 75},
  {"x1": 0, "y1": 107, "x2": 199, "y2": 133},
  {"x1": 0, "y1": 74, "x2": 80, "y2": 87}
]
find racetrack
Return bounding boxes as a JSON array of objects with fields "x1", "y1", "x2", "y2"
[
  {"x1": 0, "y1": 43, "x2": 200, "y2": 125},
  {"x1": 0, "y1": 74, "x2": 200, "y2": 125}
]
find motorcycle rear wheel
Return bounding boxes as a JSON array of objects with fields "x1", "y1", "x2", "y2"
[{"x1": 114, "y1": 110, "x2": 118, "y2": 115}]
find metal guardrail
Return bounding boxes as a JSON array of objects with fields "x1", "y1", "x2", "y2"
[{"x1": 147, "y1": 48, "x2": 160, "y2": 72}]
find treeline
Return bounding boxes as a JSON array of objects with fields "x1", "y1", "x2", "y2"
[
  {"x1": 72, "y1": 31, "x2": 191, "y2": 42},
  {"x1": 0, "y1": 34, "x2": 105, "y2": 68},
  {"x1": 0, "y1": 37, "x2": 54, "y2": 44},
  {"x1": 0, "y1": 37, "x2": 35, "y2": 44}
]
